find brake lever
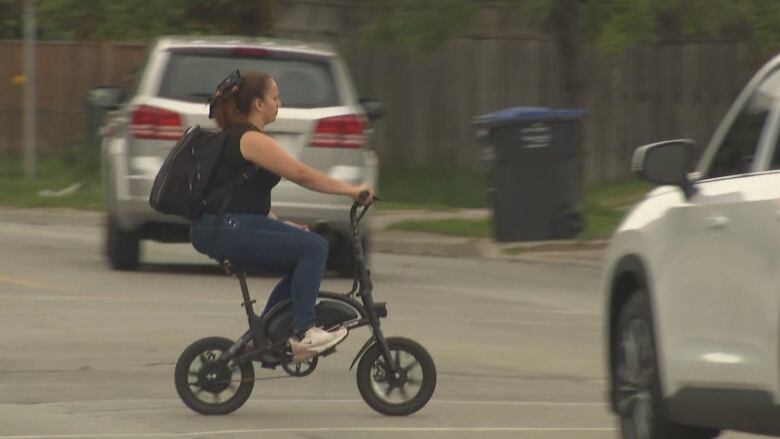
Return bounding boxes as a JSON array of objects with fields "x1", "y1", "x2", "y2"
[
  {"x1": 357, "y1": 204, "x2": 370, "y2": 223},
  {"x1": 357, "y1": 196, "x2": 381, "y2": 223},
  {"x1": 351, "y1": 193, "x2": 380, "y2": 226}
]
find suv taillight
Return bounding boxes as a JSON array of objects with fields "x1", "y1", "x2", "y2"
[
  {"x1": 130, "y1": 105, "x2": 183, "y2": 140},
  {"x1": 310, "y1": 115, "x2": 366, "y2": 149}
]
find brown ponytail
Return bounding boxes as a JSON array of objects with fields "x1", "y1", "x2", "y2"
[{"x1": 212, "y1": 71, "x2": 273, "y2": 129}]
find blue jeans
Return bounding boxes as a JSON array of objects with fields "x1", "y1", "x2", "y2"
[{"x1": 190, "y1": 214, "x2": 328, "y2": 332}]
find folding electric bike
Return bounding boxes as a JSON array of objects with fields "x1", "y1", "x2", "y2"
[{"x1": 174, "y1": 195, "x2": 437, "y2": 416}]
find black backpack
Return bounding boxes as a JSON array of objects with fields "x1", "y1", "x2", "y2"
[{"x1": 149, "y1": 125, "x2": 254, "y2": 220}]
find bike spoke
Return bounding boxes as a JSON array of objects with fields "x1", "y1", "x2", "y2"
[
  {"x1": 403, "y1": 361, "x2": 419, "y2": 373},
  {"x1": 398, "y1": 386, "x2": 409, "y2": 401}
]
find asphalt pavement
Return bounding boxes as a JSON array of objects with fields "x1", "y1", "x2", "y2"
[
  {"x1": 0, "y1": 213, "x2": 612, "y2": 439},
  {"x1": 0, "y1": 208, "x2": 763, "y2": 439}
]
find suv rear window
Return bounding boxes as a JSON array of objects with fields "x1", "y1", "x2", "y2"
[{"x1": 158, "y1": 50, "x2": 340, "y2": 108}]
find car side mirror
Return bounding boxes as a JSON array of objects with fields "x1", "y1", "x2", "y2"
[
  {"x1": 88, "y1": 86, "x2": 124, "y2": 110},
  {"x1": 360, "y1": 98, "x2": 384, "y2": 122},
  {"x1": 632, "y1": 139, "x2": 697, "y2": 199}
]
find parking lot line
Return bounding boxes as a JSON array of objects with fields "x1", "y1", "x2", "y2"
[
  {"x1": 29, "y1": 397, "x2": 606, "y2": 407},
  {"x1": 0, "y1": 275, "x2": 76, "y2": 293},
  {"x1": 0, "y1": 426, "x2": 617, "y2": 439}
]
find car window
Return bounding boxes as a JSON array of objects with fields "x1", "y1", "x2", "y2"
[
  {"x1": 706, "y1": 69, "x2": 780, "y2": 178},
  {"x1": 769, "y1": 131, "x2": 780, "y2": 170},
  {"x1": 158, "y1": 51, "x2": 340, "y2": 108},
  {"x1": 763, "y1": 76, "x2": 780, "y2": 170}
]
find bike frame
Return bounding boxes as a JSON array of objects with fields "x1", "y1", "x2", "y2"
[{"x1": 218, "y1": 200, "x2": 399, "y2": 375}]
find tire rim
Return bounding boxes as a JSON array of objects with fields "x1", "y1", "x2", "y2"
[
  {"x1": 187, "y1": 348, "x2": 242, "y2": 404},
  {"x1": 617, "y1": 317, "x2": 655, "y2": 439},
  {"x1": 370, "y1": 349, "x2": 423, "y2": 404}
]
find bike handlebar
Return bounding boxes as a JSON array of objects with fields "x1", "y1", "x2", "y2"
[
  {"x1": 346, "y1": 191, "x2": 379, "y2": 297},
  {"x1": 350, "y1": 191, "x2": 379, "y2": 229}
]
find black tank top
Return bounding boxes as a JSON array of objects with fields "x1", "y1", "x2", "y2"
[{"x1": 205, "y1": 123, "x2": 281, "y2": 215}]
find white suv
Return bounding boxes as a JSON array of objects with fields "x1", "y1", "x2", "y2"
[
  {"x1": 100, "y1": 36, "x2": 380, "y2": 275},
  {"x1": 604, "y1": 53, "x2": 780, "y2": 438}
]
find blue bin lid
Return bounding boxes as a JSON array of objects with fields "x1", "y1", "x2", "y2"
[{"x1": 473, "y1": 107, "x2": 586, "y2": 127}]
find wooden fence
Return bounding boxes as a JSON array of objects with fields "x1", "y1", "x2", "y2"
[
  {"x1": 0, "y1": 39, "x2": 770, "y2": 184},
  {"x1": 0, "y1": 42, "x2": 146, "y2": 156}
]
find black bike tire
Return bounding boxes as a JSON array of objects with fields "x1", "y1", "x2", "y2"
[
  {"x1": 174, "y1": 337, "x2": 255, "y2": 415},
  {"x1": 356, "y1": 336, "x2": 436, "y2": 416}
]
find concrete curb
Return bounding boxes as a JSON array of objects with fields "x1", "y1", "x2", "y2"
[
  {"x1": 0, "y1": 207, "x2": 606, "y2": 267},
  {"x1": 371, "y1": 229, "x2": 605, "y2": 268},
  {"x1": 371, "y1": 209, "x2": 606, "y2": 267}
]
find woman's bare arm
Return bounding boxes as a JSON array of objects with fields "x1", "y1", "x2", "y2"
[{"x1": 240, "y1": 130, "x2": 370, "y2": 200}]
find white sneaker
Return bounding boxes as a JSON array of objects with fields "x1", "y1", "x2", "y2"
[{"x1": 289, "y1": 326, "x2": 348, "y2": 363}]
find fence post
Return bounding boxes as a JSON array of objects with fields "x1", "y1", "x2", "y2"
[{"x1": 23, "y1": 0, "x2": 37, "y2": 179}]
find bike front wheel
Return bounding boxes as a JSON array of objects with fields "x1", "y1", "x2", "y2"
[
  {"x1": 356, "y1": 336, "x2": 436, "y2": 416},
  {"x1": 174, "y1": 337, "x2": 254, "y2": 415}
]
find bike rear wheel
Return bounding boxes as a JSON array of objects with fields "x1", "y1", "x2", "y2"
[
  {"x1": 174, "y1": 337, "x2": 255, "y2": 415},
  {"x1": 356, "y1": 337, "x2": 436, "y2": 416}
]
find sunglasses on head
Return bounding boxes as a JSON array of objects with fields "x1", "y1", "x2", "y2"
[{"x1": 208, "y1": 70, "x2": 245, "y2": 119}]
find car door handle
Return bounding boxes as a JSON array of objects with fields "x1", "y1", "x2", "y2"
[{"x1": 705, "y1": 215, "x2": 729, "y2": 229}]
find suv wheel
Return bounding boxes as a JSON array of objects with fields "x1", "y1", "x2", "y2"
[
  {"x1": 614, "y1": 293, "x2": 717, "y2": 439},
  {"x1": 330, "y1": 234, "x2": 369, "y2": 278},
  {"x1": 106, "y1": 217, "x2": 140, "y2": 270}
]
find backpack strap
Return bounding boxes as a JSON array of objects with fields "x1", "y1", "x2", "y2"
[
  {"x1": 206, "y1": 165, "x2": 258, "y2": 235},
  {"x1": 213, "y1": 165, "x2": 258, "y2": 215}
]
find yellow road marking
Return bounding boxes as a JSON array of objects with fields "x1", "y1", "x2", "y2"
[{"x1": 0, "y1": 274, "x2": 75, "y2": 293}]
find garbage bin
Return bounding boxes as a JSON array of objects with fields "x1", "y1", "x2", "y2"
[
  {"x1": 473, "y1": 107, "x2": 586, "y2": 242},
  {"x1": 86, "y1": 86, "x2": 123, "y2": 145}
]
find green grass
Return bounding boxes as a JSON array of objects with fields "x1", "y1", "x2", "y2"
[
  {"x1": 0, "y1": 146, "x2": 104, "y2": 210},
  {"x1": 385, "y1": 180, "x2": 654, "y2": 241},
  {"x1": 576, "y1": 180, "x2": 653, "y2": 240},
  {"x1": 378, "y1": 166, "x2": 486, "y2": 210},
  {"x1": 0, "y1": 161, "x2": 488, "y2": 212}
]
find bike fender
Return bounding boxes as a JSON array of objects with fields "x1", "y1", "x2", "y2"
[{"x1": 349, "y1": 336, "x2": 377, "y2": 371}]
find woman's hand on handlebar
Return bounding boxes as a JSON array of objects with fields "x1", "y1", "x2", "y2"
[{"x1": 350, "y1": 184, "x2": 375, "y2": 205}]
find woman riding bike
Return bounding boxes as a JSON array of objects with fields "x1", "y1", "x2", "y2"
[{"x1": 190, "y1": 70, "x2": 375, "y2": 363}]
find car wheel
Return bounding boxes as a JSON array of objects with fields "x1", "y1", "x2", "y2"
[
  {"x1": 330, "y1": 234, "x2": 369, "y2": 278},
  {"x1": 106, "y1": 216, "x2": 140, "y2": 270},
  {"x1": 614, "y1": 293, "x2": 717, "y2": 439}
]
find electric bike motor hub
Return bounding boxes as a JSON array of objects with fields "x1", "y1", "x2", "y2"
[{"x1": 197, "y1": 360, "x2": 233, "y2": 394}]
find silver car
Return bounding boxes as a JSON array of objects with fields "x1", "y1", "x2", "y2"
[{"x1": 99, "y1": 36, "x2": 381, "y2": 275}]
